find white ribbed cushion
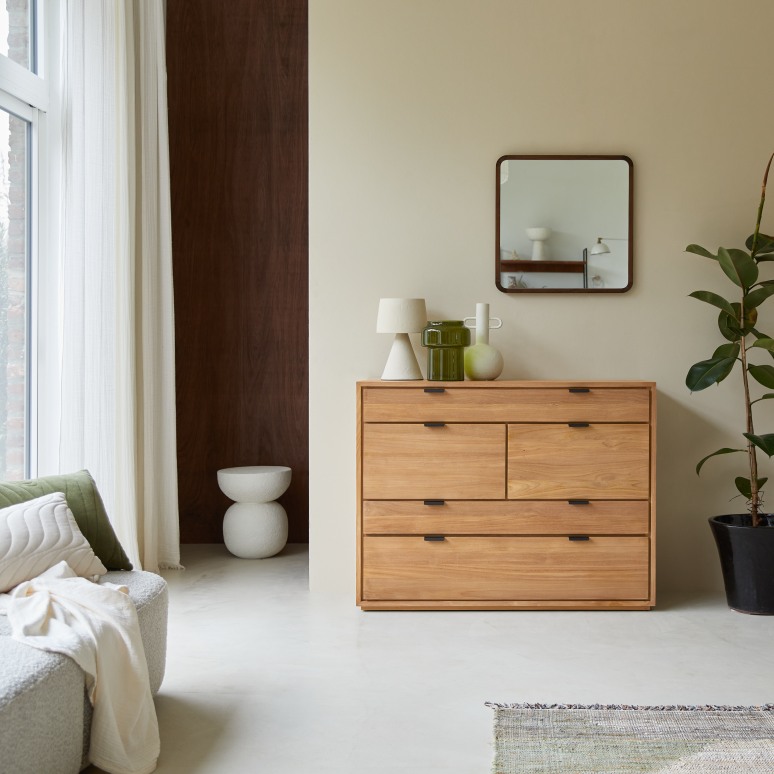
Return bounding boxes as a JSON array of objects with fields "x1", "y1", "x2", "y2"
[{"x1": 0, "y1": 492, "x2": 107, "y2": 593}]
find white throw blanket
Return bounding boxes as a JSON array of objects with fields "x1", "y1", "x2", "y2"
[{"x1": 4, "y1": 562, "x2": 159, "y2": 774}]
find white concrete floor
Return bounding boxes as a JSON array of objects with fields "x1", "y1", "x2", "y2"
[{"x1": 103, "y1": 544, "x2": 774, "y2": 773}]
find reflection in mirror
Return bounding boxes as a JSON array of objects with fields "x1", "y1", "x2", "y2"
[{"x1": 496, "y1": 156, "x2": 633, "y2": 293}]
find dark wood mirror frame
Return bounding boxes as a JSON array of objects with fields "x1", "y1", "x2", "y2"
[{"x1": 496, "y1": 155, "x2": 633, "y2": 294}]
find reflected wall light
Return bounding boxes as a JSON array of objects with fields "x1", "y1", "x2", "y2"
[
  {"x1": 376, "y1": 298, "x2": 427, "y2": 380},
  {"x1": 583, "y1": 237, "x2": 629, "y2": 288},
  {"x1": 590, "y1": 236, "x2": 627, "y2": 255}
]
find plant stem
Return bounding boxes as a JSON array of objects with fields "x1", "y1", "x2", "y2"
[
  {"x1": 740, "y1": 335, "x2": 761, "y2": 526},
  {"x1": 745, "y1": 154, "x2": 773, "y2": 526},
  {"x1": 752, "y1": 152, "x2": 774, "y2": 255}
]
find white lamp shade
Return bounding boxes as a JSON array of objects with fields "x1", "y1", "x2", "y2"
[
  {"x1": 590, "y1": 239, "x2": 611, "y2": 255},
  {"x1": 376, "y1": 298, "x2": 427, "y2": 333}
]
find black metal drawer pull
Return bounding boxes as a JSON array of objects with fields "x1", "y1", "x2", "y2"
[
  {"x1": 569, "y1": 387, "x2": 590, "y2": 393},
  {"x1": 568, "y1": 422, "x2": 590, "y2": 428},
  {"x1": 423, "y1": 422, "x2": 446, "y2": 427},
  {"x1": 423, "y1": 500, "x2": 445, "y2": 506},
  {"x1": 423, "y1": 535, "x2": 446, "y2": 542},
  {"x1": 568, "y1": 535, "x2": 590, "y2": 541},
  {"x1": 568, "y1": 499, "x2": 590, "y2": 505},
  {"x1": 424, "y1": 388, "x2": 446, "y2": 393}
]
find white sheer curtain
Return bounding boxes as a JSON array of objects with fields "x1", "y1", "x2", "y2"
[{"x1": 57, "y1": 0, "x2": 181, "y2": 572}]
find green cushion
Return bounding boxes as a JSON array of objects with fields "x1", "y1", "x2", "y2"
[{"x1": 0, "y1": 470, "x2": 132, "y2": 570}]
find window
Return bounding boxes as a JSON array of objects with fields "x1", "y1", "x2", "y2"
[
  {"x1": 0, "y1": 0, "x2": 49, "y2": 479},
  {"x1": 0, "y1": 1, "x2": 35, "y2": 71},
  {"x1": 0, "y1": 104, "x2": 29, "y2": 479}
]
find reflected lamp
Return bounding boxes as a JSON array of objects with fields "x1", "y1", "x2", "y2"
[{"x1": 590, "y1": 236, "x2": 627, "y2": 255}]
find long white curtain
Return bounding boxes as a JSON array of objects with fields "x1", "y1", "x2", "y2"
[{"x1": 58, "y1": 0, "x2": 180, "y2": 572}]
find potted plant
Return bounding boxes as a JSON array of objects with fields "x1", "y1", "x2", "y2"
[{"x1": 686, "y1": 153, "x2": 774, "y2": 614}]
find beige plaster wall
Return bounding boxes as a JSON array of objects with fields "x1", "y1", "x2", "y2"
[{"x1": 308, "y1": 0, "x2": 774, "y2": 593}]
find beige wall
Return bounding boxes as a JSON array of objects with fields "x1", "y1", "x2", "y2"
[{"x1": 308, "y1": 0, "x2": 774, "y2": 593}]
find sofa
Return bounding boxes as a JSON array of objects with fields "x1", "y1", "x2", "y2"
[
  {"x1": 0, "y1": 570, "x2": 168, "y2": 773},
  {"x1": 0, "y1": 471, "x2": 169, "y2": 774}
]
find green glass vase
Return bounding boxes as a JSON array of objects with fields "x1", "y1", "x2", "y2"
[{"x1": 421, "y1": 320, "x2": 471, "y2": 381}]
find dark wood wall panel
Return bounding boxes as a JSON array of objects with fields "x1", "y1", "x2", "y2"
[{"x1": 166, "y1": 0, "x2": 308, "y2": 543}]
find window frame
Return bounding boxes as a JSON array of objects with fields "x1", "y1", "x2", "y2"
[{"x1": 0, "y1": 0, "x2": 56, "y2": 479}]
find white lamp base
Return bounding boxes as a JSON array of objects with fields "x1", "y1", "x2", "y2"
[{"x1": 381, "y1": 332, "x2": 422, "y2": 380}]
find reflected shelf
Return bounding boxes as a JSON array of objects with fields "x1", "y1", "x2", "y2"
[{"x1": 500, "y1": 259, "x2": 585, "y2": 274}]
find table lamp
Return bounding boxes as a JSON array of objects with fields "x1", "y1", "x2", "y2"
[{"x1": 376, "y1": 297, "x2": 427, "y2": 380}]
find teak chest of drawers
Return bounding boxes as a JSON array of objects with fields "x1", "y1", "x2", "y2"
[{"x1": 356, "y1": 380, "x2": 656, "y2": 610}]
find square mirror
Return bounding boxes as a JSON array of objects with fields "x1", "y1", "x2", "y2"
[{"x1": 496, "y1": 155, "x2": 633, "y2": 293}]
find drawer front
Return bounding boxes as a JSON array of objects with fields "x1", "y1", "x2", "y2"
[
  {"x1": 362, "y1": 386, "x2": 650, "y2": 423},
  {"x1": 362, "y1": 536, "x2": 650, "y2": 601},
  {"x1": 508, "y1": 424, "x2": 650, "y2": 499},
  {"x1": 362, "y1": 500, "x2": 650, "y2": 535},
  {"x1": 362, "y1": 423, "x2": 505, "y2": 499}
]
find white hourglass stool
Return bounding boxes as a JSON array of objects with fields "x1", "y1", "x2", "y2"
[{"x1": 217, "y1": 465, "x2": 291, "y2": 558}]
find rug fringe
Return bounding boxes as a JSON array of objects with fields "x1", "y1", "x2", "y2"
[{"x1": 485, "y1": 702, "x2": 774, "y2": 712}]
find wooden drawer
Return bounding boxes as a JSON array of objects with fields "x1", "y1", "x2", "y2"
[
  {"x1": 362, "y1": 500, "x2": 650, "y2": 535},
  {"x1": 362, "y1": 423, "x2": 505, "y2": 499},
  {"x1": 362, "y1": 536, "x2": 650, "y2": 601},
  {"x1": 508, "y1": 423, "x2": 650, "y2": 499},
  {"x1": 362, "y1": 386, "x2": 650, "y2": 423}
]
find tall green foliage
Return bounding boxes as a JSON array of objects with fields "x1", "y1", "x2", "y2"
[{"x1": 686, "y1": 154, "x2": 774, "y2": 526}]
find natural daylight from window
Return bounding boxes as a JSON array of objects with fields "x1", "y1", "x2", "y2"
[{"x1": 0, "y1": 0, "x2": 32, "y2": 480}]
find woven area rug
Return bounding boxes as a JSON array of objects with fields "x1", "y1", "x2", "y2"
[{"x1": 487, "y1": 702, "x2": 774, "y2": 773}]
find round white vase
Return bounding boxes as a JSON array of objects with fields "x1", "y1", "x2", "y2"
[
  {"x1": 464, "y1": 342, "x2": 504, "y2": 380},
  {"x1": 223, "y1": 501, "x2": 288, "y2": 559},
  {"x1": 463, "y1": 302, "x2": 504, "y2": 381}
]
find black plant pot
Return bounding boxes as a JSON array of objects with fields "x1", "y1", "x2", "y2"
[{"x1": 709, "y1": 514, "x2": 774, "y2": 615}]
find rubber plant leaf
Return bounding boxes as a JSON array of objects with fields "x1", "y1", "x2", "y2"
[
  {"x1": 744, "y1": 284, "x2": 774, "y2": 309},
  {"x1": 750, "y1": 329, "x2": 774, "y2": 358},
  {"x1": 718, "y1": 310, "x2": 742, "y2": 341},
  {"x1": 735, "y1": 476, "x2": 768, "y2": 498},
  {"x1": 746, "y1": 232, "x2": 774, "y2": 256},
  {"x1": 686, "y1": 356, "x2": 737, "y2": 391},
  {"x1": 717, "y1": 247, "x2": 758, "y2": 288},
  {"x1": 696, "y1": 447, "x2": 744, "y2": 475},
  {"x1": 712, "y1": 343, "x2": 740, "y2": 360},
  {"x1": 751, "y1": 392, "x2": 774, "y2": 405},
  {"x1": 750, "y1": 336, "x2": 774, "y2": 353},
  {"x1": 743, "y1": 432, "x2": 774, "y2": 457},
  {"x1": 748, "y1": 363, "x2": 774, "y2": 389},
  {"x1": 730, "y1": 301, "x2": 758, "y2": 334},
  {"x1": 689, "y1": 290, "x2": 737, "y2": 317},
  {"x1": 686, "y1": 244, "x2": 717, "y2": 260}
]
